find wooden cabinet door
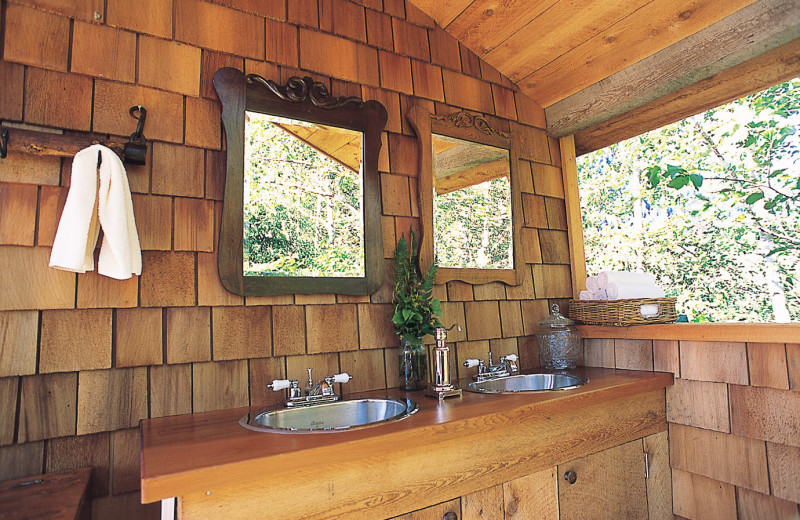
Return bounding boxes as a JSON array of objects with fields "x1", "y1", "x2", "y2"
[
  {"x1": 388, "y1": 498, "x2": 461, "y2": 520},
  {"x1": 558, "y1": 439, "x2": 648, "y2": 520},
  {"x1": 643, "y1": 430, "x2": 672, "y2": 520}
]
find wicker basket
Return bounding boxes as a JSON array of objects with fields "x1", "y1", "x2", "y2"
[{"x1": 568, "y1": 297, "x2": 678, "y2": 326}]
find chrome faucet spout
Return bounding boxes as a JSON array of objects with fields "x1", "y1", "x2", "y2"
[
  {"x1": 270, "y1": 370, "x2": 352, "y2": 408},
  {"x1": 466, "y1": 353, "x2": 519, "y2": 382}
]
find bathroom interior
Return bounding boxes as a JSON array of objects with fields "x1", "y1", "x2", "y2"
[{"x1": 0, "y1": 0, "x2": 798, "y2": 518}]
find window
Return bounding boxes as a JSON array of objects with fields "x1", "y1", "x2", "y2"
[{"x1": 577, "y1": 78, "x2": 799, "y2": 322}]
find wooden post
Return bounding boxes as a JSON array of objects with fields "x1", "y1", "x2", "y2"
[{"x1": 559, "y1": 135, "x2": 587, "y2": 298}]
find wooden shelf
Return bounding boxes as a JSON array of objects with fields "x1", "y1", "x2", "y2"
[
  {"x1": 578, "y1": 322, "x2": 800, "y2": 343},
  {"x1": 0, "y1": 467, "x2": 91, "y2": 520}
]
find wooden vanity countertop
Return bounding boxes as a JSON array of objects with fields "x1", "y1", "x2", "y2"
[{"x1": 140, "y1": 367, "x2": 672, "y2": 504}]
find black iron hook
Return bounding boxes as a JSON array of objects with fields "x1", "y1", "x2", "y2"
[
  {"x1": 123, "y1": 105, "x2": 148, "y2": 165},
  {"x1": 129, "y1": 105, "x2": 147, "y2": 143},
  {"x1": 0, "y1": 129, "x2": 8, "y2": 159}
]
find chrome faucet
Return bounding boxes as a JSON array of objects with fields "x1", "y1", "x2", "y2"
[
  {"x1": 463, "y1": 352, "x2": 519, "y2": 382},
  {"x1": 269, "y1": 368, "x2": 352, "y2": 408}
]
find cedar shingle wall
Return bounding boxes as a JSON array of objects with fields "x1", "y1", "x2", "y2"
[
  {"x1": 0, "y1": 0, "x2": 565, "y2": 515},
  {"x1": 584, "y1": 339, "x2": 800, "y2": 517}
]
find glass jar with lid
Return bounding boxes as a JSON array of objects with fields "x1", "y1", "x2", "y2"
[{"x1": 536, "y1": 304, "x2": 582, "y2": 369}]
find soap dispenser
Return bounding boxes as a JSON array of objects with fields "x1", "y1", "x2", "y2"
[{"x1": 425, "y1": 325, "x2": 462, "y2": 401}]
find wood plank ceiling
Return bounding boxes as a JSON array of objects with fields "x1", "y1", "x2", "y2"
[{"x1": 409, "y1": 0, "x2": 800, "y2": 154}]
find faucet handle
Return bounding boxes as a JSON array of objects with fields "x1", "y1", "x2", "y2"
[
  {"x1": 268, "y1": 379, "x2": 293, "y2": 391},
  {"x1": 463, "y1": 359, "x2": 482, "y2": 368},
  {"x1": 330, "y1": 372, "x2": 352, "y2": 384},
  {"x1": 502, "y1": 354, "x2": 518, "y2": 362}
]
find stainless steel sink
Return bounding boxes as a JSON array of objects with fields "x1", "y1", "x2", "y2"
[
  {"x1": 461, "y1": 372, "x2": 588, "y2": 394},
  {"x1": 240, "y1": 397, "x2": 418, "y2": 432}
]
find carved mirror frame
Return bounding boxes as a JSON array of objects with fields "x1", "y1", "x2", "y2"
[
  {"x1": 407, "y1": 106, "x2": 524, "y2": 286},
  {"x1": 214, "y1": 67, "x2": 388, "y2": 296}
]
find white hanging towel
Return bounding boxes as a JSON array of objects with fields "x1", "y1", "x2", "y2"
[{"x1": 49, "y1": 144, "x2": 142, "y2": 280}]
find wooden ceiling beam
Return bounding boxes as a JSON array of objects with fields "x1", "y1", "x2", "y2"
[
  {"x1": 545, "y1": 0, "x2": 800, "y2": 139},
  {"x1": 520, "y1": 0, "x2": 758, "y2": 107},
  {"x1": 572, "y1": 37, "x2": 800, "y2": 156}
]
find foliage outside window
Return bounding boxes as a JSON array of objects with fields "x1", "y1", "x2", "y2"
[
  {"x1": 434, "y1": 177, "x2": 513, "y2": 269},
  {"x1": 578, "y1": 78, "x2": 799, "y2": 322},
  {"x1": 243, "y1": 113, "x2": 364, "y2": 277}
]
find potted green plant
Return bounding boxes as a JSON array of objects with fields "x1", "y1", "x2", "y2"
[{"x1": 392, "y1": 230, "x2": 443, "y2": 390}]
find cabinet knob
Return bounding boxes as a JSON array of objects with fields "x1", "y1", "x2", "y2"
[
  {"x1": 564, "y1": 470, "x2": 577, "y2": 484},
  {"x1": 443, "y1": 512, "x2": 458, "y2": 520}
]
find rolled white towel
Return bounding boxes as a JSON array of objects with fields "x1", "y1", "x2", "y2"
[
  {"x1": 579, "y1": 290, "x2": 592, "y2": 300},
  {"x1": 597, "y1": 271, "x2": 656, "y2": 289},
  {"x1": 606, "y1": 283, "x2": 665, "y2": 300},
  {"x1": 591, "y1": 289, "x2": 608, "y2": 300},
  {"x1": 586, "y1": 276, "x2": 600, "y2": 292}
]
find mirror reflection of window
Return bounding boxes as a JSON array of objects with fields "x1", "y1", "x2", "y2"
[
  {"x1": 431, "y1": 134, "x2": 513, "y2": 270},
  {"x1": 243, "y1": 111, "x2": 365, "y2": 277}
]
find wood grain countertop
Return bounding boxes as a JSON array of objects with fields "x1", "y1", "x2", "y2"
[{"x1": 140, "y1": 367, "x2": 672, "y2": 505}]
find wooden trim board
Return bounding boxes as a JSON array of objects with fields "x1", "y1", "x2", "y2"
[
  {"x1": 559, "y1": 135, "x2": 587, "y2": 298},
  {"x1": 578, "y1": 323, "x2": 800, "y2": 343}
]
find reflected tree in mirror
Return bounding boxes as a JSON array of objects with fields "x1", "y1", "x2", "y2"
[
  {"x1": 432, "y1": 134, "x2": 512, "y2": 269},
  {"x1": 244, "y1": 113, "x2": 364, "y2": 277}
]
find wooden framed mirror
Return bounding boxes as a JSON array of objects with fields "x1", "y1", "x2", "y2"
[
  {"x1": 214, "y1": 67, "x2": 388, "y2": 296},
  {"x1": 407, "y1": 106, "x2": 524, "y2": 285}
]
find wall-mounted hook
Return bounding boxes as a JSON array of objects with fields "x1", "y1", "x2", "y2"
[
  {"x1": 0, "y1": 129, "x2": 8, "y2": 159},
  {"x1": 123, "y1": 105, "x2": 148, "y2": 165}
]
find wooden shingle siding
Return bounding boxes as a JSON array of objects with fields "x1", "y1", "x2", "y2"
[
  {"x1": 25, "y1": 68, "x2": 93, "y2": 131},
  {"x1": 0, "y1": 184, "x2": 37, "y2": 246},
  {"x1": 212, "y1": 306, "x2": 272, "y2": 360},
  {"x1": 115, "y1": 308, "x2": 163, "y2": 367},
  {"x1": 149, "y1": 363, "x2": 192, "y2": 418},
  {"x1": 106, "y1": 0, "x2": 173, "y2": 38},
  {"x1": 3, "y1": 5, "x2": 69, "y2": 72},
  {"x1": 18, "y1": 373, "x2": 77, "y2": 442},
  {"x1": 93, "y1": 81, "x2": 185, "y2": 143},
  {"x1": 76, "y1": 272, "x2": 138, "y2": 309},
  {"x1": 669, "y1": 423, "x2": 769, "y2": 493},
  {"x1": 110, "y1": 428, "x2": 141, "y2": 495},
  {"x1": 671, "y1": 468, "x2": 737, "y2": 520},
  {"x1": 583, "y1": 335, "x2": 800, "y2": 516},
  {"x1": 666, "y1": 378, "x2": 731, "y2": 433},
  {"x1": 76, "y1": 367, "x2": 147, "y2": 435},
  {"x1": 71, "y1": 22, "x2": 136, "y2": 83}
]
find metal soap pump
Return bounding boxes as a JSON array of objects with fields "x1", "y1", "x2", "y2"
[{"x1": 425, "y1": 325, "x2": 462, "y2": 401}]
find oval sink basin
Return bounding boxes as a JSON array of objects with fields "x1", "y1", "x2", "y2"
[
  {"x1": 462, "y1": 373, "x2": 588, "y2": 394},
  {"x1": 240, "y1": 397, "x2": 418, "y2": 433}
]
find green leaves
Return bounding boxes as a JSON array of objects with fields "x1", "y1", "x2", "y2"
[
  {"x1": 745, "y1": 192, "x2": 764, "y2": 205},
  {"x1": 392, "y1": 230, "x2": 443, "y2": 342},
  {"x1": 647, "y1": 166, "x2": 661, "y2": 188},
  {"x1": 667, "y1": 176, "x2": 690, "y2": 189},
  {"x1": 647, "y1": 165, "x2": 703, "y2": 191}
]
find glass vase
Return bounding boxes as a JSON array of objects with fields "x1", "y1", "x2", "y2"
[{"x1": 399, "y1": 339, "x2": 428, "y2": 390}]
